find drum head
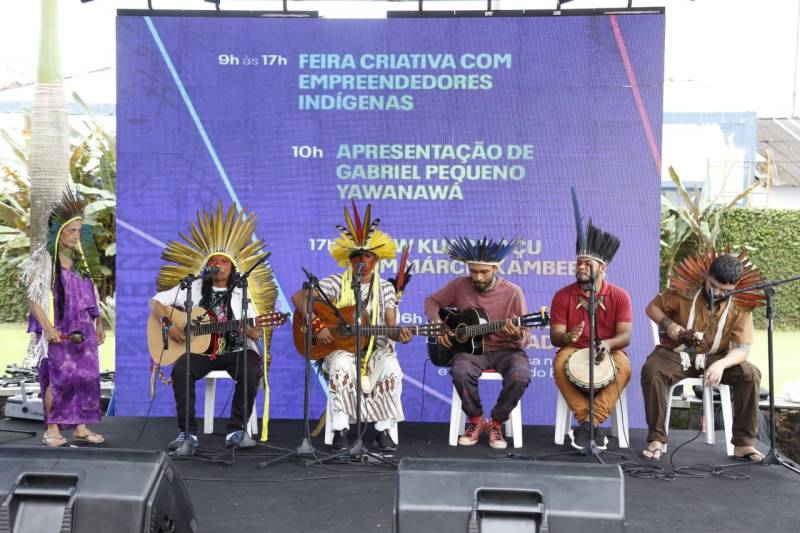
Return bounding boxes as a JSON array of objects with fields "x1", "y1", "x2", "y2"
[{"x1": 565, "y1": 348, "x2": 617, "y2": 390}]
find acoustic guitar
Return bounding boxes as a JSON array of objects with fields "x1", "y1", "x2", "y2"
[
  {"x1": 427, "y1": 307, "x2": 551, "y2": 367},
  {"x1": 147, "y1": 306, "x2": 289, "y2": 365},
  {"x1": 292, "y1": 301, "x2": 445, "y2": 360}
]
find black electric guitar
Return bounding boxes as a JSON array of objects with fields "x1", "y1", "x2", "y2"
[{"x1": 427, "y1": 307, "x2": 550, "y2": 367}]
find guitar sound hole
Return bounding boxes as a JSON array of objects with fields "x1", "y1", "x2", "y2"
[{"x1": 455, "y1": 324, "x2": 468, "y2": 343}]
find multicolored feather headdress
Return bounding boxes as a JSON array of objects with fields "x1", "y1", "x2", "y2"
[
  {"x1": 46, "y1": 188, "x2": 103, "y2": 287},
  {"x1": 446, "y1": 236, "x2": 518, "y2": 266},
  {"x1": 669, "y1": 249, "x2": 766, "y2": 309},
  {"x1": 330, "y1": 202, "x2": 396, "y2": 267},
  {"x1": 571, "y1": 187, "x2": 620, "y2": 265}
]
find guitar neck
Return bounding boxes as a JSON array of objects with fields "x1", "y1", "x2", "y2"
[
  {"x1": 192, "y1": 318, "x2": 255, "y2": 337},
  {"x1": 465, "y1": 316, "x2": 533, "y2": 338},
  {"x1": 339, "y1": 324, "x2": 427, "y2": 337}
]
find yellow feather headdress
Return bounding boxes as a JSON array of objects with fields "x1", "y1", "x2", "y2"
[
  {"x1": 156, "y1": 202, "x2": 278, "y2": 331},
  {"x1": 330, "y1": 202, "x2": 396, "y2": 267}
]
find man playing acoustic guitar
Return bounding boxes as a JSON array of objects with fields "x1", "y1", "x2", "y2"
[
  {"x1": 424, "y1": 237, "x2": 531, "y2": 450},
  {"x1": 150, "y1": 204, "x2": 281, "y2": 451},
  {"x1": 291, "y1": 203, "x2": 412, "y2": 453}
]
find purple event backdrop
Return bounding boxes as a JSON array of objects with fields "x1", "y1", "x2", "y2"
[{"x1": 115, "y1": 13, "x2": 665, "y2": 429}]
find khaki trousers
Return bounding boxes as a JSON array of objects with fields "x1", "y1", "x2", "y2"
[
  {"x1": 553, "y1": 347, "x2": 632, "y2": 427},
  {"x1": 640, "y1": 346, "x2": 761, "y2": 446}
]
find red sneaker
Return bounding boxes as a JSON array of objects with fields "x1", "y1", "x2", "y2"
[
  {"x1": 486, "y1": 419, "x2": 508, "y2": 449},
  {"x1": 458, "y1": 416, "x2": 486, "y2": 446}
]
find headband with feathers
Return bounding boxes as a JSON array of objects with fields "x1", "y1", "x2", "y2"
[
  {"x1": 446, "y1": 236, "x2": 518, "y2": 266},
  {"x1": 47, "y1": 188, "x2": 103, "y2": 287},
  {"x1": 669, "y1": 249, "x2": 766, "y2": 310},
  {"x1": 571, "y1": 187, "x2": 620, "y2": 265},
  {"x1": 330, "y1": 201, "x2": 396, "y2": 267},
  {"x1": 156, "y1": 202, "x2": 278, "y2": 320}
]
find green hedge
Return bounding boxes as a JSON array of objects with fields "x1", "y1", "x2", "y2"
[
  {"x1": 716, "y1": 209, "x2": 800, "y2": 330},
  {"x1": 662, "y1": 208, "x2": 800, "y2": 329},
  {"x1": 0, "y1": 267, "x2": 28, "y2": 322}
]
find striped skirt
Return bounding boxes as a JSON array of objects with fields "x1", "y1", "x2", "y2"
[{"x1": 322, "y1": 349, "x2": 404, "y2": 423}]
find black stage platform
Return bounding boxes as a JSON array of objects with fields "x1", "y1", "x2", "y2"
[{"x1": 1, "y1": 416, "x2": 797, "y2": 532}]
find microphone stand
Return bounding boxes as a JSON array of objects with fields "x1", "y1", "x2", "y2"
[
  {"x1": 259, "y1": 267, "x2": 328, "y2": 469},
  {"x1": 174, "y1": 271, "x2": 200, "y2": 456},
  {"x1": 306, "y1": 264, "x2": 396, "y2": 468},
  {"x1": 537, "y1": 264, "x2": 625, "y2": 463},
  {"x1": 235, "y1": 260, "x2": 257, "y2": 449},
  {"x1": 716, "y1": 275, "x2": 800, "y2": 475},
  {"x1": 193, "y1": 257, "x2": 294, "y2": 458}
]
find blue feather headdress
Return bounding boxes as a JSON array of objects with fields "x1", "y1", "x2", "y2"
[
  {"x1": 446, "y1": 236, "x2": 518, "y2": 266},
  {"x1": 571, "y1": 187, "x2": 620, "y2": 265}
]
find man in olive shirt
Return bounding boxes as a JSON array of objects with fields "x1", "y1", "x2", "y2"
[{"x1": 641, "y1": 254, "x2": 763, "y2": 462}]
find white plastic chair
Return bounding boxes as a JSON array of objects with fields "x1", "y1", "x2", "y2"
[
  {"x1": 554, "y1": 387, "x2": 629, "y2": 448},
  {"x1": 323, "y1": 391, "x2": 399, "y2": 445},
  {"x1": 203, "y1": 370, "x2": 259, "y2": 435},
  {"x1": 664, "y1": 377, "x2": 733, "y2": 456},
  {"x1": 448, "y1": 371, "x2": 523, "y2": 448}
]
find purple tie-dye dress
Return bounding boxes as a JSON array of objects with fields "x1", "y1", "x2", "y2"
[{"x1": 28, "y1": 267, "x2": 101, "y2": 426}]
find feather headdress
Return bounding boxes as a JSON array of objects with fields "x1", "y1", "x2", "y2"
[
  {"x1": 155, "y1": 203, "x2": 279, "y2": 441},
  {"x1": 330, "y1": 201, "x2": 396, "y2": 267},
  {"x1": 46, "y1": 188, "x2": 103, "y2": 287},
  {"x1": 446, "y1": 236, "x2": 518, "y2": 266},
  {"x1": 571, "y1": 187, "x2": 620, "y2": 265},
  {"x1": 156, "y1": 203, "x2": 277, "y2": 318},
  {"x1": 388, "y1": 244, "x2": 414, "y2": 300},
  {"x1": 669, "y1": 249, "x2": 766, "y2": 310}
]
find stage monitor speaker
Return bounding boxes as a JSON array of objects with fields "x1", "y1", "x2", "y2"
[
  {"x1": 0, "y1": 446, "x2": 197, "y2": 533},
  {"x1": 394, "y1": 458, "x2": 624, "y2": 533}
]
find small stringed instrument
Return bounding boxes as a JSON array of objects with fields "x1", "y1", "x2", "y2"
[
  {"x1": 147, "y1": 306, "x2": 289, "y2": 365},
  {"x1": 427, "y1": 307, "x2": 551, "y2": 367},
  {"x1": 292, "y1": 301, "x2": 446, "y2": 360}
]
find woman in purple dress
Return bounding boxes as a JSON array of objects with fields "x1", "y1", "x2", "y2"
[{"x1": 22, "y1": 190, "x2": 105, "y2": 447}]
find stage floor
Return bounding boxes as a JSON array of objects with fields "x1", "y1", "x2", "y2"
[{"x1": 1, "y1": 416, "x2": 797, "y2": 532}]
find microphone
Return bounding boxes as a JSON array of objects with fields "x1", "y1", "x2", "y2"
[
  {"x1": 706, "y1": 286, "x2": 715, "y2": 311},
  {"x1": 354, "y1": 262, "x2": 365, "y2": 280},
  {"x1": 160, "y1": 316, "x2": 171, "y2": 350},
  {"x1": 199, "y1": 266, "x2": 220, "y2": 278},
  {"x1": 60, "y1": 331, "x2": 85, "y2": 344},
  {"x1": 301, "y1": 266, "x2": 318, "y2": 284}
]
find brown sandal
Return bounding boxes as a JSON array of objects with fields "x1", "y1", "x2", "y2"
[
  {"x1": 42, "y1": 432, "x2": 67, "y2": 447},
  {"x1": 73, "y1": 430, "x2": 105, "y2": 444}
]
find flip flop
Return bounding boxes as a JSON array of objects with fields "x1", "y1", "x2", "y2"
[
  {"x1": 733, "y1": 451, "x2": 764, "y2": 463},
  {"x1": 642, "y1": 446, "x2": 663, "y2": 461},
  {"x1": 73, "y1": 431, "x2": 105, "y2": 444},
  {"x1": 42, "y1": 433, "x2": 67, "y2": 447}
]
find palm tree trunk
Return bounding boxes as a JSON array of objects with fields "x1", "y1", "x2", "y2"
[
  {"x1": 29, "y1": 0, "x2": 69, "y2": 252},
  {"x1": 23, "y1": 0, "x2": 69, "y2": 368}
]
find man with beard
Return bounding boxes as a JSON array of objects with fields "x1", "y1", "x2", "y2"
[
  {"x1": 549, "y1": 217, "x2": 632, "y2": 451},
  {"x1": 640, "y1": 253, "x2": 765, "y2": 462},
  {"x1": 424, "y1": 237, "x2": 531, "y2": 450}
]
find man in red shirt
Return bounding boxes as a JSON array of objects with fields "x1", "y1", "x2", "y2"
[
  {"x1": 550, "y1": 217, "x2": 632, "y2": 451},
  {"x1": 424, "y1": 237, "x2": 531, "y2": 450}
]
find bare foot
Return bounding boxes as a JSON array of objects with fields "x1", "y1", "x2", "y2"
[
  {"x1": 733, "y1": 445, "x2": 764, "y2": 462},
  {"x1": 642, "y1": 440, "x2": 663, "y2": 461}
]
